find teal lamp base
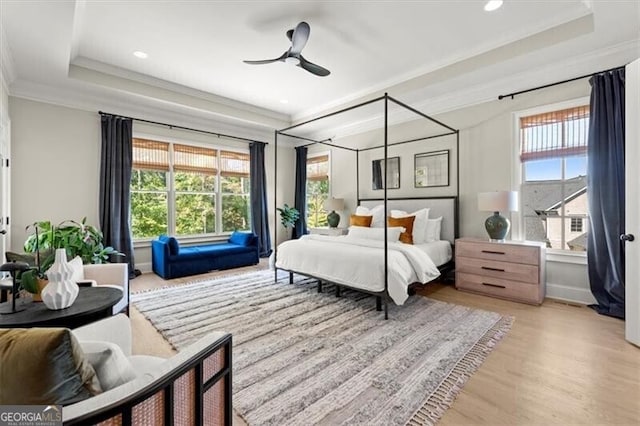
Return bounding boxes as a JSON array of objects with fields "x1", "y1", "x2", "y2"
[
  {"x1": 485, "y1": 211, "x2": 510, "y2": 242},
  {"x1": 327, "y1": 210, "x2": 340, "y2": 228}
]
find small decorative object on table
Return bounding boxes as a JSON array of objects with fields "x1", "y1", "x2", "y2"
[
  {"x1": 478, "y1": 191, "x2": 518, "y2": 242},
  {"x1": 324, "y1": 197, "x2": 345, "y2": 228},
  {"x1": 41, "y1": 249, "x2": 79, "y2": 310},
  {"x1": 0, "y1": 261, "x2": 30, "y2": 314}
]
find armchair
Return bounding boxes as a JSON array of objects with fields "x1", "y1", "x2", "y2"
[
  {"x1": 65, "y1": 314, "x2": 232, "y2": 424},
  {"x1": 82, "y1": 263, "x2": 129, "y2": 315}
]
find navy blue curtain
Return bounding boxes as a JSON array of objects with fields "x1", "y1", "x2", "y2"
[
  {"x1": 249, "y1": 142, "x2": 272, "y2": 257},
  {"x1": 292, "y1": 146, "x2": 307, "y2": 239},
  {"x1": 99, "y1": 114, "x2": 135, "y2": 277},
  {"x1": 587, "y1": 69, "x2": 625, "y2": 319}
]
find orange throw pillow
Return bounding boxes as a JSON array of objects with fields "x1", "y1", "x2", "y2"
[
  {"x1": 388, "y1": 216, "x2": 416, "y2": 244},
  {"x1": 350, "y1": 214, "x2": 373, "y2": 227}
]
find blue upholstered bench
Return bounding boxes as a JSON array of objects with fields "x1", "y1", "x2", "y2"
[{"x1": 151, "y1": 231, "x2": 259, "y2": 279}]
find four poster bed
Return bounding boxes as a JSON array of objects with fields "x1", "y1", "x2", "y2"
[{"x1": 273, "y1": 94, "x2": 459, "y2": 319}]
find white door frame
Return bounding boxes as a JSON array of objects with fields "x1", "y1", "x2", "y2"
[{"x1": 625, "y1": 58, "x2": 640, "y2": 347}]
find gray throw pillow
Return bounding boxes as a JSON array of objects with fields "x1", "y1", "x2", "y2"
[{"x1": 79, "y1": 340, "x2": 137, "y2": 391}]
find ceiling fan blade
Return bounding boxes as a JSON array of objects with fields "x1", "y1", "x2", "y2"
[
  {"x1": 299, "y1": 55, "x2": 330, "y2": 77},
  {"x1": 290, "y1": 21, "x2": 310, "y2": 55},
  {"x1": 243, "y1": 51, "x2": 288, "y2": 65}
]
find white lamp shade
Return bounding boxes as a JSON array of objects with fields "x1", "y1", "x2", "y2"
[
  {"x1": 324, "y1": 197, "x2": 345, "y2": 211},
  {"x1": 478, "y1": 191, "x2": 519, "y2": 212}
]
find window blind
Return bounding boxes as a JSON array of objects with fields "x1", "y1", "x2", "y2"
[
  {"x1": 307, "y1": 154, "x2": 329, "y2": 181},
  {"x1": 220, "y1": 150, "x2": 250, "y2": 177},
  {"x1": 174, "y1": 144, "x2": 217, "y2": 175},
  {"x1": 520, "y1": 105, "x2": 589, "y2": 162},
  {"x1": 132, "y1": 138, "x2": 170, "y2": 171}
]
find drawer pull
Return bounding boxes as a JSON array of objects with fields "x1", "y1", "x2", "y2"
[
  {"x1": 481, "y1": 266, "x2": 505, "y2": 272},
  {"x1": 482, "y1": 282, "x2": 506, "y2": 289},
  {"x1": 481, "y1": 250, "x2": 505, "y2": 255}
]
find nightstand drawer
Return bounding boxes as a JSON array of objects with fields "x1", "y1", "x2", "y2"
[
  {"x1": 456, "y1": 256, "x2": 539, "y2": 284},
  {"x1": 456, "y1": 272, "x2": 542, "y2": 304},
  {"x1": 456, "y1": 240, "x2": 540, "y2": 265}
]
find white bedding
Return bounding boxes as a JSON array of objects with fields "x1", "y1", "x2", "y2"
[
  {"x1": 414, "y1": 241, "x2": 452, "y2": 267},
  {"x1": 274, "y1": 234, "x2": 441, "y2": 305}
]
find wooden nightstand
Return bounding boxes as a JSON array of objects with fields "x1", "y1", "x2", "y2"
[
  {"x1": 455, "y1": 238, "x2": 546, "y2": 305},
  {"x1": 309, "y1": 227, "x2": 348, "y2": 236}
]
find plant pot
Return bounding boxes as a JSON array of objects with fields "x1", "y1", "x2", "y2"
[{"x1": 30, "y1": 278, "x2": 49, "y2": 302}]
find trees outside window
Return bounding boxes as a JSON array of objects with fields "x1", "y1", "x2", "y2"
[
  {"x1": 130, "y1": 139, "x2": 250, "y2": 239},
  {"x1": 306, "y1": 154, "x2": 329, "y2": 228},
  {"x1": 519, "y1": 105, "x2": 589, "y2": 251}
]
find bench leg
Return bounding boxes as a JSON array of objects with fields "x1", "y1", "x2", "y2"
[
  {"x1": 317, "y1": 280, "x2": 323, "y2": 293},
  {"x1": 289, "y1": 271, "x2": 293, "y2": 284},
  {"x1": 384, "y1": 298, "x2": 388, "y2": 320},
  {"x1": 376, "y1": 296, "x2": 382, "y2": 311},
  {"x1": 335, "y1": 286, "x2": 341, "y2": 298}
]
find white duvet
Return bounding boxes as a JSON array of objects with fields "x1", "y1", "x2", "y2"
[{"x1": 274, "y1": 234, "x2": 441, "y2": 305}]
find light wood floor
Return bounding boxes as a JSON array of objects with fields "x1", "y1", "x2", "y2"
[{"x1": 131, "y1": 263, "x2": 640, "y2": 425}]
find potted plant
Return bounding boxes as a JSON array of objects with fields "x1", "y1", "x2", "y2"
[
  {"x1": 20, "y1": 218, "x2": 122, "y2": 298},
  {"x1": 276, "y1": 204, "x2": 300, "y2": 239}
]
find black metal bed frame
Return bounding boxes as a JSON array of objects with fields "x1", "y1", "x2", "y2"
[{"x1": 273, "y1": 93, "x2": 459, "y2": 319}]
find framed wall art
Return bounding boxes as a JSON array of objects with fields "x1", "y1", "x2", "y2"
[
  {"x1": 372, "y1": 157, "x2": 400, "y2": 190},
  {"x1": 414, "y1": 150, "x2": 449, "y2": 188}
]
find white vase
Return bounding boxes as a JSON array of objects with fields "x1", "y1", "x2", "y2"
[{"x1": 41, "y1": 249, "x2": 79, "y2": 310}]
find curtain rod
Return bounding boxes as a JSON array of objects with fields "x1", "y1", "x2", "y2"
[
  {"x1": 98, "y1": 111, "x2": 268, "y2": 145},
  {"x1": 498, "y1": 65, "x2": 626, "y2": 100}
]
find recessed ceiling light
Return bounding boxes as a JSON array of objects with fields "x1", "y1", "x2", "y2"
[
  {"x1": 280, "y1": 99, "x2": 289, "y2": 104},
  {"x1": 133, "y1": 50, "x2": 148, "y2": 59},
  {"x1": 484, "y1": 0, "x2": 503, "y2": 11}
]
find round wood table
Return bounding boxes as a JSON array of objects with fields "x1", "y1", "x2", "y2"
[{"x1": 0, "y1": 286, "x2": 123, "y2": 329}]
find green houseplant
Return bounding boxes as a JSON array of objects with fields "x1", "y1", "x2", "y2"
[
  {"x1": 276, "y1": 204, "x2": 300, "y2": 239},
  {"x1": 20, "y1": 218, "x2": 122, "y2": 295}
]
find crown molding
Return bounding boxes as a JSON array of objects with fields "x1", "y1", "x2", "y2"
[
  {"x1": 70, "y1": 58, "x2": 289, "y2": 124},
  {"x1": 301, "y1": 38, "x2": 639, "y2": 142},
  {"x1": 0, "y1": 25, "x2": 16, "y2": 86},
  {"x1": 9, "y1": 78, "x2": 276, "y2": 143}
]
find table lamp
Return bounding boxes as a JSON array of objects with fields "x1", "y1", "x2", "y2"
[
  {"x1": 324, "y1": 197, "x2": 345, "y2": 228},
  {"x1": 478, "y1": 191, "x2": 518, "y2": 242}
]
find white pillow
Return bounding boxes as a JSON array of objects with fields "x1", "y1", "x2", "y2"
[
  {"x1": 425, "y1": 217, "x2": 443, "y2": 242},
  {"x1": 80, "y1": 340, "x2": 137, "y2": 391},
  {"x1": 355, "y1": 205, "x2": 385, "y2": 228},
  {"x1": 348, "y1": 226, "x2": 405, "y2": 242},
  {"x1": 391, "y1": 208, "x2": 430, "y2": 244},
  {"x1": 68, "y1": 256, "x2": 84, "y2": 282}
]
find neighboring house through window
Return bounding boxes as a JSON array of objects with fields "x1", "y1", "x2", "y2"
[
  {"x1": 518, "y1": 103, "x2": 589, "y2": 251},
  {"x1": 131, "y1": 138, "x2": 250, "y2": 239},
  {"x1": 306, "y1": 153, "x2": 330, "y2": 228}
]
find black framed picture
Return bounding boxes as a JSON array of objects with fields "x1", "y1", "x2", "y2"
[
  {"x1": 414, "y1": 150, "x2": 449, "y2": 187},
  {"x1": 372, "y1": 157, "x2": 400, "y2": 190}
]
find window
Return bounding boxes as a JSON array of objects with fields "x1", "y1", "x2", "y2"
[
  {"x1": 519, "y1": 105, "x2": 589, "y2": 251},
  {"x1": 306, "y1": 154, "x2": 329, "y2": 227},
  {"x1": 219, "y1": 150, "x2": 251, "y2": 232},
  {"x1": 131, "y1": 138, "x2": 250, "y2": 239},
  {"x1": 570, "y1": 217, "x2": 583, "y2": 233}
]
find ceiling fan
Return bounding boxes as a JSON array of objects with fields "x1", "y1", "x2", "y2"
[{"x1": 244, "y1": 21, "x2": 330, "y2": 77}]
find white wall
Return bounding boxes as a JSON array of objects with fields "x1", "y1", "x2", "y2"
[
  {"x1": 8, "y1": 97, "x2": 295, "y2": 271},
  {"x1": 10, "y1": 98, "x2": 101, "y2": 251}
]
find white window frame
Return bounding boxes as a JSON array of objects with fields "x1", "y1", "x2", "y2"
[
  {"x1": 131, "y1": 133, "x2": 250, "y2": 245},
  {"x1": 511, "y1": 97, "x2": 589, "y2": 265},
  {"x1": 306, "y1": 150, "x2": 331, "y2": 228}
]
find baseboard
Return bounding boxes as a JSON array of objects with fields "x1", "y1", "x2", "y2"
[
  {"x1": 546, "y1": 282, "x2": 596, "y2": 305},
  {"x1": 136, "y1": 262, "x2": 153, "y2": 274}
]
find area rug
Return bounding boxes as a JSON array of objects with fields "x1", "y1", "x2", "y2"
[{"x1": 131, "y1": 270, "x2": 512, "y2": 426}]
